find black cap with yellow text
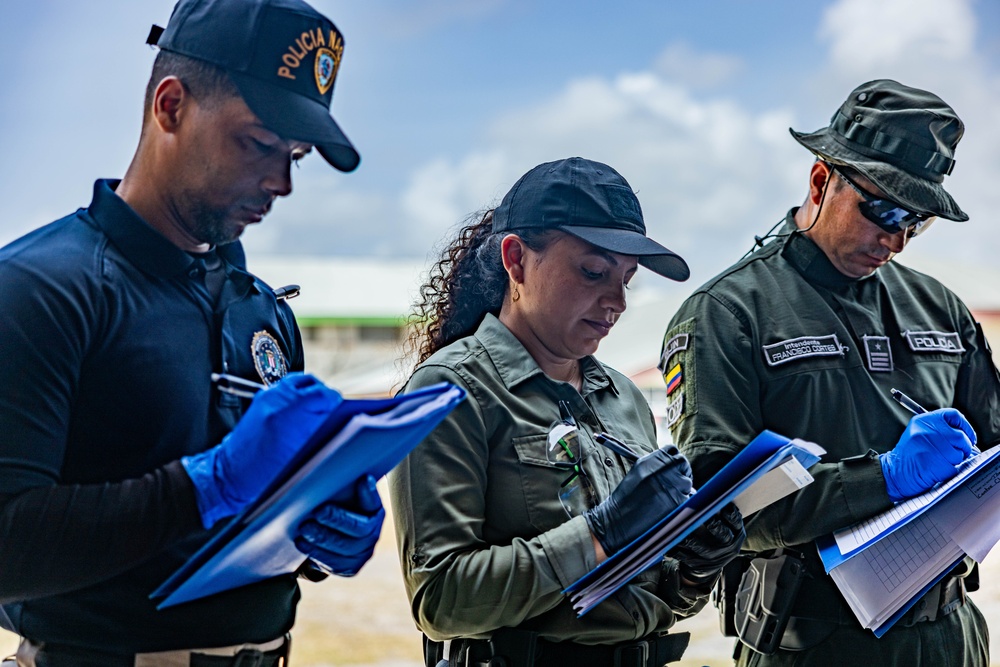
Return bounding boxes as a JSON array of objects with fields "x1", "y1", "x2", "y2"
[{"x1": 148, "y1": 0, "x2": 359, "y2": 171}]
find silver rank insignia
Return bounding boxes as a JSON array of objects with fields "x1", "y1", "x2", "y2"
[
  {"x1": 863, "y1": 335, "x2": 893, "y2": 372},
  {"x1": 665, "y1": 391, "x2": 684, "y2": 429},
  {"x1": 252, "y1": 331, "x2": 289, "y2": 386}
]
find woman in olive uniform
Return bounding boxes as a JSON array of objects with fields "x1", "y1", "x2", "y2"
[{"x1": 390, "y1": 157, "x2": 745, "y2": 667}]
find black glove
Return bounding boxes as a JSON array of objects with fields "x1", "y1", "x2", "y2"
[
  {"x1": 672, "y1": 503, "x2": 746, "y2": 586},
  {"x1": 584, "y1": 445, "x2": 693, "y2": 556}
]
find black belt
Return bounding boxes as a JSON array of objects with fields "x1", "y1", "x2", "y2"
[
  {"x1": 427, "y1": 632, "x2": 690, "y2": 667},
  {"x1": 20, "y1": 640, "x2": 287, "y2": 667}
]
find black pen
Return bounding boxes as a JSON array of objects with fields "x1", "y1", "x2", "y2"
[
  {"x1": 212, "y1": 372, "x2": 266, "y2": 399},
  {"x1": 594, "y1": 432, "x2": 640, "y2": 462},
  {"x1": 890, "y1": 388, "x2": 927, "y2": 415},
  {"x1": 890, "y1": 387, "x2": 981, "y2": 455}
]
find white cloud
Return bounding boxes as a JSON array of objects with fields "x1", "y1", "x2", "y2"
[
  {"x1": 654, "y1": 42, "x2": 744, "y2": 90},
  {"x1": 821, "y1": 0, "x2": 975, "y2": 74},
  {"x1": 390, "y1": 0, "x2": 998, "y2": 286},
  {"x1": 397, "y1": 69, "x2": 809, "y2": 285}
]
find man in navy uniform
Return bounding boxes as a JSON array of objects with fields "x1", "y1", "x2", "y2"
[{"x1": 0, "y1": 0, "x2": 383, "y2": 664}]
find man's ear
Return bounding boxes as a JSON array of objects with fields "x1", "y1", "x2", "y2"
[
  {"x1": 808, "y1": 160, "x2": 833, "y2": 205},
  {"x1": 151, "y1": 76, "x2": 189, "y2": 133}
]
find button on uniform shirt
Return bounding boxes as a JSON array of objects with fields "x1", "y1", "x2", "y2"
[
  {"x1": 0, "y1": 180, "x2": 304, "y2": 653},
  {"x1": 390, "y1": 314, "x2": 706, "y2": 644},
  {"x1": 662, "y1": 210, "x2": 1000, "y2": 661}
]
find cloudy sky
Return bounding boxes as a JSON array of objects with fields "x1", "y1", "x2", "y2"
[{"x1": 1, "y1": 0, "x2": 997, "y2": 293}]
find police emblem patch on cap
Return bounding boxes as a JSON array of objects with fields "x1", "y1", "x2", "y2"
[
  {"x1": 315, "y1": 47, "x2": 339, "y2": 95},
  {"x1": 252, "y1": 331, "x2": 288, "y2": 386}
]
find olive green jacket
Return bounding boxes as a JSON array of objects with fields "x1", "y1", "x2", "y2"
[
  {"x1": 390, "y1": 314, "x2": 707, "y2": 644},
  {"x1": 663, "y1": 213, "x2": 1000, "y2": 557}
]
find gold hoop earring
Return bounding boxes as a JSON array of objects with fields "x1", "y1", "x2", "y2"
[{"x1": 512, "y1": 285, "x2": 520, "y2": 302}]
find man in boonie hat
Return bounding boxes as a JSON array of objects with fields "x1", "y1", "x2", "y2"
[
  {"x1": 661, "y1": 79, "x2": 999, "y2": 666},
  {"x1": 0, "y1": 0, "x2": 383, "y2": 664}
]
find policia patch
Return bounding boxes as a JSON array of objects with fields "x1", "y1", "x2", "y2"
[{"x1": 660, "y1": 319, "x2": 696, "y2": 430}]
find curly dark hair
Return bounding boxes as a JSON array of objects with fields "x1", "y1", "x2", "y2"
[{"x1": 405, "y1": 209, "x2": 555, "y2": 366}]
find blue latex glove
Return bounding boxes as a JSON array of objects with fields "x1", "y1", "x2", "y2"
[
  {"x1": 294, "y1": 474, "x2": 385, "y2": 576},
  {"x1": 880, "y1": 408, "x2": 977, "y2": 502},
  {"x1": 584, "y1": 445, "x2": 693, "y2": 556},
  {"x1": 182, "y1": 373, "x2": 342, "y2": 528}
]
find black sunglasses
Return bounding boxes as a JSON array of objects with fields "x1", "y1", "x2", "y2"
[{"x1": 831, "y1": 166, "x2": 935, "y2": 238}]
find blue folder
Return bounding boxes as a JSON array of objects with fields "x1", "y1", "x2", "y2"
[
  {"x1": 566, "y1": 430, "x2": 824, "y2": 615},
  {"x1": 151, "y1": 382, "x2": 464, "y2": 608}
]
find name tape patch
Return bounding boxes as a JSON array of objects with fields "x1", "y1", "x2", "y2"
[
  {"x1": 903, "y1": 330, "x2": 965, "y2": 354},
  {"x1": 762, "y1": 334, "x2": 845, "y2": 367}
]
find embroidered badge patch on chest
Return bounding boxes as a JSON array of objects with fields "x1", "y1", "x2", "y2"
[
  {"x1": 902, "y1": 330, "x2": 965, "y2": 354},
  {"x1": 761, "y1": 334, "x2": 845, "y2": 367},
  {"x1": 863, "y1": 335, "x2": 893, "y2": 372},
  {"x1": 252, "y1": 331, "x2": 289, "y2": 386}
]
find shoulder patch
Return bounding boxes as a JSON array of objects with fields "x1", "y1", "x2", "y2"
[
  {"x1": 761, "y1": 334, "x2": 845, "y2": 367},
  {"x1": 661, "y1": 318, "x2": 696, "y2": 430},
  {"x1": 659, "y1": 332, "x2": 690, "y2": 372},
  {"x1": 665, "y1": 391, "x2": 684, "y2": 429},
  {"x1": 902, "y1": 330, "x2": 965, "y2": 354}
]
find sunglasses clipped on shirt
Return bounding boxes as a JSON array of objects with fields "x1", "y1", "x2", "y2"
[{"x1": 831, "y1": 165, "x2": 936, "y2": 238}]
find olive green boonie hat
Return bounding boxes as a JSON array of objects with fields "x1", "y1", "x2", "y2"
[{"x1": 790, "y1": 79, "x2": 967, "y2": 221}]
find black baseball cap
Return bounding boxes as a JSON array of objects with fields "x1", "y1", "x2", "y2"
[
  {"x1": 492, "y1": 157, "x2": 689, "y2": 281},
  {"x1": 148, "y1": 0, "x2": 359, "y2": 172},
  {"x1": 790, "y1": 79, "x2": 966, "y2": 221}
]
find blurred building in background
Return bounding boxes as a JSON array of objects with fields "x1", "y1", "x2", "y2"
[{"x1": 254, "y1": 257, "x2": 1000, "y2": 441}]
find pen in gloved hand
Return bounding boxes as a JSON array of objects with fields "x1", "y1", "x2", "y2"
[
  {"x1": 890, "y1": 388, "x2": 981, "y2": 456},
  {"x1": 594, "y1": 432, "x2": 640, "y2": 462}
]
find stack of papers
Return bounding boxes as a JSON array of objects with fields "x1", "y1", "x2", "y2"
[
  {"x1": 566, "y1": 431, "x2": 825, "y2": 615},
  {"x1": 817, "y1": 446, "x2": 1000, "y2": 636},
  {"x1": 152, "y1": 382, "x2": 465, "y2": 608}
]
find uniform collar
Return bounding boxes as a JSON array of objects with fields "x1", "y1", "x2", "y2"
[
  {"x1": 780, "y1": 207, "x2": 875, "y2": 289},
  {"x1": 474, "y1": 313, "x2": 616, "y2": 396},
  {"x1": 87, "y1": 179, "x2": 248, "y2": 280}
]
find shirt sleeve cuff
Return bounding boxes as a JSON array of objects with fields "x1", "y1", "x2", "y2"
[
  {"x1": 537, "y1": 515, "x2": 599, "y2": 590},
  {"x1": 839, "y1": 450, "x2": 893, "y2": 522}
]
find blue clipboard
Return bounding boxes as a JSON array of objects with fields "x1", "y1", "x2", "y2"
[
  {"x1": 566, "y1": 430, "x2": 824, "y2": 615},
  {"x1": 151, "y1": 382, "x2": 464, "y2": 608}
]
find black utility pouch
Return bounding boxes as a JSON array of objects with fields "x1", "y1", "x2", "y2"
[
  {"x1": 713, "y1": 555, "x2": 752, "y2": 637},
  {"x1": 733, "y1": 551, "x2": 807, "y2": 655}
]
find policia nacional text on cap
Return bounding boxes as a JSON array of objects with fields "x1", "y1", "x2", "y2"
[{"x1": 148, "y1": 0, "x2": 360, "y2": 172}]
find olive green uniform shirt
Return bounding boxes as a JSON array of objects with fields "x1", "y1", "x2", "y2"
[
  {"x1": 661, "y1": 211, "x2": 1000, "y2": 664},
  {"x1": 390, "y1": 314, "x2": 706, "y2": 644}
]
